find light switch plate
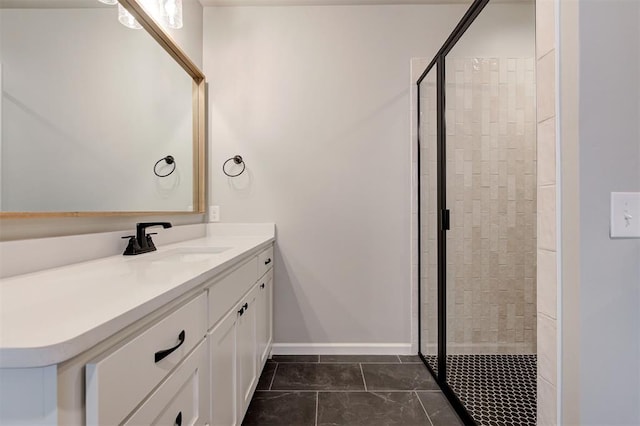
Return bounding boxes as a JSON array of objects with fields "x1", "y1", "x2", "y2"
[
  {"x1": 610, "y1": 192, "x2": 640, "y2": 238},
  {"x1": 209, "y1": 205, "x2": 220, "y2": 222}
]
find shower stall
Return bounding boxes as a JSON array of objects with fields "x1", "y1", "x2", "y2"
[{"x1": 417, "y1": 1, "x2": 537, "y2": 424}]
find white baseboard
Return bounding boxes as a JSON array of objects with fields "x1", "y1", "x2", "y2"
[{"x1": 271, "y1": 343, "x2": 413, "y2": 356}]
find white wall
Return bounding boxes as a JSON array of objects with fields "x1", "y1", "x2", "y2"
[
  {"x1": 203, "y1": 4, "x2": 468, "y2": 349},
  {"x1": 449, "y1": 2, "x2": 535, "y2": 58},
  {"x1": 577, "y1": 0, "x2": 640, "y2": 423}
]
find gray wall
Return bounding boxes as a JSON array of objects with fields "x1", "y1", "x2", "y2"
[
  {"x1": 203, "y1": 4, "x2": 468, "y2": 347},
  {"x1": 578, "y1": 0, "x2": 640, "y2": 423}
]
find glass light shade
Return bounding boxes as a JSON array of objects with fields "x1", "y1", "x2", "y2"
[
  {"x1": 141, "y1": 0, "x2": 164, "y2": 24},
  {"x1": 118, "y1": 3, "x2": 142, "y2": 29},
  {"x1": 98, "y1": 0, "x2": 118, "y2": 4},
  {"x1": 161, "y1": 0, "x2": 183, "y2": 29}
]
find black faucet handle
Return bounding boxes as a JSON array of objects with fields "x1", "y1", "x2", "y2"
[
  {"x1": 122, "y1": 236, "x2": 142, "y2": 256},
  {"x1": 146, "y1": 234, "x2": 158, "y2": 251}
]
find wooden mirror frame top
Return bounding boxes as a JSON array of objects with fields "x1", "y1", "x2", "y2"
[{"x1": 1, "y1": 0, "x2": 206, "y2": 219}]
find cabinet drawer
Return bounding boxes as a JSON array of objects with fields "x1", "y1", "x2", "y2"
[
  {"x1": 124, "y1": 340, "x2": 209, "y2": 426},
  {"x1": 257, "y1": 246, "x2": 274, "y2": 279},
  {"x1": 86, "y1": 293, "x2": 207, "y2": 426},
  {"x1": 208, "y1": 257, "x2": 257, "y2": 329}
]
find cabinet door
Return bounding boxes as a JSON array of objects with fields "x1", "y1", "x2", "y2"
[
  {"x1": 124, "y1": 341, "x2": 209, "y2": 426},
  {"x1": 256, "y1": 270, "x2": 273, "y2": 367},
  {"x1": 209, "y1": 309, "x2": 238, "y2": 426},
  {"x1": 236, "y1": 285, "x2": 258, "y2": 420}
]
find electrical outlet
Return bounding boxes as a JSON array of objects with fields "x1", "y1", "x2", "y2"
[
  {"x1": 209, "y1": 205, "x2": 220, "y2": 222},
  {"x1": 611, "y1": 192, "x2": 640, "y2": 238}
]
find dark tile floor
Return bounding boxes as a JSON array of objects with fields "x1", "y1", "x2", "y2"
[{"x1": 242, "y1": 355, "x2": 464, "y2": 426}]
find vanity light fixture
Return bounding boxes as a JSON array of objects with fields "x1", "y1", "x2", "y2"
[
  {"x1": 101, "y1": 0, "x2": 183, "y2": 30},
  {"x1": 118, "y1": 3, "x2": 143, "y2": 29}
]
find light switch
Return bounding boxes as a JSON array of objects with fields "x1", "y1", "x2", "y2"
[{"x1": 610, "y1": 192, "x2": 640, "y2": 238}]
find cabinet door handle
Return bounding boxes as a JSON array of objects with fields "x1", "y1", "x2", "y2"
[
  {"x1": 260, "y1": 283, "x2": 265, "y2": 289},
  {"x1": 175, "y1": 411, "x2": 182, "y2": 426},
  {"x1": 264, "y1": 258, "x2": 272, "y2": 265},
  {"x1": 154, "y1": 330, "x2": 185, "y2": 363},
  {"x1": 238, "y1": 302, "x2": 249, "y2": 316}
]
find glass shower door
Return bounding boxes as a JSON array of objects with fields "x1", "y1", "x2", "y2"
[
  {"x1": 418, "y1": 64, "x2": 439, "y2": 376},
  {"x1": 443, "y1": 1, "x2": 537, "y2": 424}
]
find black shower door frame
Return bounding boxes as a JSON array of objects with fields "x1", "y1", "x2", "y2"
[{"x1": 416, "y1": 0, "x2": 490, "y2": 424}]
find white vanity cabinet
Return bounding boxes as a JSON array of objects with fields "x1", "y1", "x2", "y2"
[
  {"x1": 208, "y1": 246, "x2": 274, "y2": 425},
  {"x1": 85, "y1": 293, "x2": 208, "y2": 426},
  {"x1": 256, "y1": 269, "x2": 273, "y2": 368},
  {"x1": 0, "y1": 236, "x2": 274, "y2": 426}
]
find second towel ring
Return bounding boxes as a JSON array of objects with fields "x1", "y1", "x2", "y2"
[
  {"x1": 154, "y1": 155, "x2": 176, "y2": 177},
  {"x1": 223, "y1": 155, "x2": 246, "y2": 177}
]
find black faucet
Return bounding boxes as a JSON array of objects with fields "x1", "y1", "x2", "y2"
[{"x1": 122, "y1": 222, "x2": 173, "y2": 256}]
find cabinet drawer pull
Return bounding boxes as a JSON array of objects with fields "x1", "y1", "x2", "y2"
[
  {"x1": 175, "y1": 411, "x2": 182, "y2": 426},
  {"x1": 154, "y1": 330, "x2": 186, "y2": 363},
  {"x1": 238, "y1": 302, "x2": 249, "y2": 316},
  {"x1": 260, "y1": 283, "x2": 265, "y2": 289},
  {"x1": 264, "y1": 258, "x2": 272, "y2": 265}
]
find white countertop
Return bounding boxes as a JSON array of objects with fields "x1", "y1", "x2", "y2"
[{"x1": 0, "y1": 232, "x2": 274, "y2": 368}]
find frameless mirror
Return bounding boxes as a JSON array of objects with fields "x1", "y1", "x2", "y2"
[{"x1": 0, "y1": 0, "x2": 205, "y2": 216}]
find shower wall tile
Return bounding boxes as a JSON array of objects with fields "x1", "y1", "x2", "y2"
[
  {"x1": 536, "y1": 0, "x2": 556, "y2": 59},
  {"x1": 537, "y1": 312, "x2": 557, "y2": 384},
  {"x1": 537, "y1": 118, "x2": 557, "y2": 186},
  {"x1": 536, "y1": 52, "x2": 556, "y2": 122},
  {"x1": 538, "y1": 376, "x2": 557, "y2": 426},
  {"x1": 536, "y1": 2, "x2": 559, "y2": 422},
  {"x1": 537, "y1": 248, "x2": 557, "y2": 319},
  {"x1": 537, "y1": 185, "x2": 557, "y2": 251}
]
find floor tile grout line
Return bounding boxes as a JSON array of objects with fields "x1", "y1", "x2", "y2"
[
  {"x1": 415, "y1": 391, "x2": 435, "y2": 426},
  {"x1": 359, "y1": 363, "x2": 368, "y2": 392},
  {"x1": 268, "y1": 363, "x2": 279, "y2": 390},
  {"x1": 315, "y1": 391, "x2": 319, "y2": 426}
]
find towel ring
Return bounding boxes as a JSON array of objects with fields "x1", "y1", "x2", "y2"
[
  {"x1": 223, "y1": 155, "x2": 246, "y2": 177},
  {"x1": 154, "y1": 155, "x2": 176, "y2": 177}
]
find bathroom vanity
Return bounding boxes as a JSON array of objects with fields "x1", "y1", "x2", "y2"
[{"x1": 0, "y1": 227, "x2": 275, "y2": 425}]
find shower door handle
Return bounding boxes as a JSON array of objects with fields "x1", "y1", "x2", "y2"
[{"x1": 441, "y1": 209, "x2": 450, "y2": 231}]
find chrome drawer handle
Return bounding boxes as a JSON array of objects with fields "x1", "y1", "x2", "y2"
[
  {"x1": 175, "y1": 411, "x2": 182, "y2": 426},
  {"x1": 264, "y1": 258, "x2": 272, "y2": 265},
  {"x1": 154, "y1": 330, "x2": 185, "y2": 363}
]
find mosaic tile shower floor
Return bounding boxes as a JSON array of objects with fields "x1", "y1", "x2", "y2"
[{"x1": 426, "y1": 354, "x2": 537, "y2": 426}]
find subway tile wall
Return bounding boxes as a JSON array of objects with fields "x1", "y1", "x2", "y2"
[
  {"x1": 414, "y1": 57, "x2": 538, "y2": 357},
  {"x1": 535, "y1": 0, "x2": 558, "y2": 424},
  {"x1": 441, "y1": 57, "x2": 537, "y2": 354}
]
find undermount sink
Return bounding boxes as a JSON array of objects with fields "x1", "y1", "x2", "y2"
[{"x1": 140, "y1": 246, "x2": 233, "y2": 264}]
